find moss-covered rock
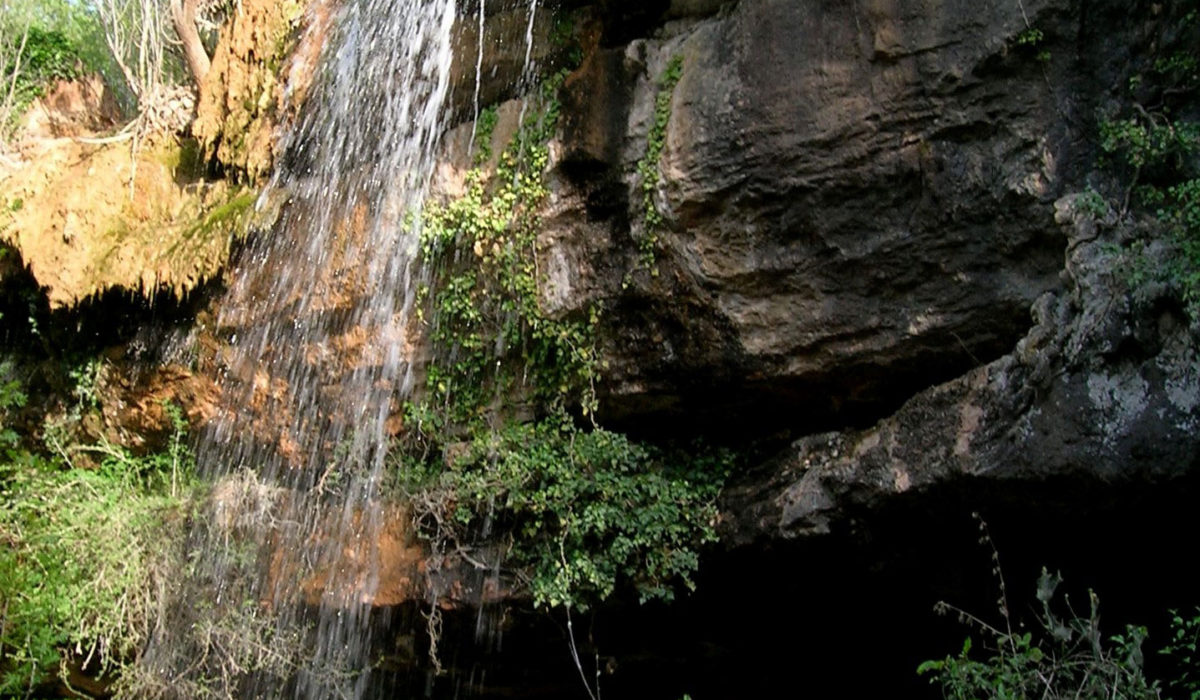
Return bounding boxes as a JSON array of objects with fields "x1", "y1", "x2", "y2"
[
  {"x1": 192, "y1": 0, "x2": 312, "y2": 181},
  {"x1": 0, "y1": 138, "x2": 253, "y2": 308}
]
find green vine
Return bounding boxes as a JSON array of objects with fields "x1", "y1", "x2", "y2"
[
  {"x1": 397, "y1": 68, "x2": 731, "y2": 614},
  {"x1": 1093, "y1": 4, "x2": 1200, "y2": 311},
  {"x1": 471, "y1": 104, "x2": 499, "y2": 166},
  {"x1": 632, "y1": 54, "x2": 685, "y2": 279},
  {"x1": 417, "y1": 70, "x2": 597, "y2": 424}
]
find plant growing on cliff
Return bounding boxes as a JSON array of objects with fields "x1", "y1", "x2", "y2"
[
  {"x1": 471, "y1": 103, "x2": 499, "y2": 165},
  {"x1": 398, "y1": 410, "x2": 730, "y2": 610},
  {"x1": 1095, "y1": 4, "x2": 1200, "y2": 312},
  {"x1": 417, "y1": 70, "x2": 598, "y2": 423},
  {"x1": 399, "y1": 69, "x2": 732, "y2": 629},
  {"x1": 630, "y1": 53, "x2": 684, "y2": 280}
]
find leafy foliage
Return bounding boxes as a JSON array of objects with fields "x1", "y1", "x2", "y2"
[
  {"x1": 0, "y1": 25, "x2": 84, "y2": 134},
  {"x1": 919, "y1": 569, "x2": 1158, "y2": 700},
  {"x1": 471, "y1": 104, "x2": 499, "y2": 166},
  {"x1": 1160, "y1": 609, "x2": 1200, "y2": 700},
  {"x1": 417, "y1": 71, "x2": 597, "y2": 424},
  {"x1": 400, "y1": 71, "x2": 732, "y2": 614},
  {"x1": 0, "y1": 362, "x2": 196, "y2": 694},
  {"x1": 0, "y1": 0, "x2": 111, "y2": 73},
  {"x1": 1096, "y1": 5, "x2": 1200, "y2": 312},
  {"x1": 915, "y1": 518, "x2": 1200, "y2": 699},
  {"x1": 632, "y1": 54, "x2": 684, "y2": 278},
  {"x1": 398, "y1": 411, "x2": 730, "y2": 610},
  {"x1": 1159, "y1": 178, "x2": 1200, "y2": 308},
  {"x1": 0, "y1": 0, "x2": 129, "y2": 137},
  {"x1": 0, "y1": 360, "x2": 27, "y2": 452},
  {"x1": 1099, "y1": 117, "x2": 1200, "y2": 174}
]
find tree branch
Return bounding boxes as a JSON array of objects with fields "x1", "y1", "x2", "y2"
[{"x1": 170, "y1": 0, "x2": 210, "y2": 86}]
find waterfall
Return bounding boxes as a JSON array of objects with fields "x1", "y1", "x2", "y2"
[
  {"x1": 146, "y1": 0, "x2": 457, "y2": 696},
  {"x1": 137, "y1": 0, "x2": 559, "y2": 695}
]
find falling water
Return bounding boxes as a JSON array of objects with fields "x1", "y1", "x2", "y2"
[
  {"x1": 150, "y1": 0, "x2": 456, "y2": 696},
  {"x1": 142, "y1": 0, "x2": 556, "y2": 695},
  {"x1": 467, "y1": 0, "x2": 485, "y2": 156}
]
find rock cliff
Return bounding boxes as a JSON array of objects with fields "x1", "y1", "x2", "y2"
[
  {"x1": 3, "y1": 0, "x2": 1196, "y2": 695},
  {"x1": 440, "y1": 0, "x2": 1199, "y2": 693}
]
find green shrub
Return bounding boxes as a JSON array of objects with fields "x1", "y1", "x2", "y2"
[
  {"x1": 914, "y1": 518, "x2": 1200, "y2": 699},
  {"x1": 919, "y1": 568, "x2": 1158, "y2": 699},
  {"x1": 397, "y1": 409, "x2": 731, "y2": 611},
  {"x1": 0, "y1": 389, "x2": 195, "y2": 694}
]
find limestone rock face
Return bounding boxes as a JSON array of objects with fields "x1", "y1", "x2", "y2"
[
  {"x1": 720, "y1": 198, "x2": 1200, "y2": 544},
  {"x1": 525, "y1": 0, "x2": 1200, "y2": 564},
  {"x1": 545, "y1": 0, "x2": 1078, "y2": 433}
]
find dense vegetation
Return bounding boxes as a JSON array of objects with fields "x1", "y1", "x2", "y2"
[
  {"x1": 396, "y1": 71, "x2": 733, "y2": 618},
  {"x1": 1093, "y1": 3, "x2": 1200, "y2": 311},
  {"x1": 0, "y1": 359, "x2": 195, "y2": 694},
  {"x1": 0, "y1": 0, "x2": 95, "y2": 135}
]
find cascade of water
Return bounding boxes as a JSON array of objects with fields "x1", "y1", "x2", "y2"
[
  {"x1": 139, "y1": 0, "x2": 569, "y2": 695},
  {"x1": 467, "y1": 0, "x2": 485, "y2": 157},
  {"x1": 151, "y1": 0, "x2": 457, "y2": 696}
]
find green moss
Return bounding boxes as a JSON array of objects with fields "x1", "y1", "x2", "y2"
[
  {"x1": 156, "y1": 138, "x2": 206, "y2": 181},
  {"x1": 189, "y1": 190, "x2": 256, "y2": 241}
]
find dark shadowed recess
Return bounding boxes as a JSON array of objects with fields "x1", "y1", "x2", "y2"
[
  {"x1": 347, "y1": 470, "x2": 1200, "y2": 699},
  {"x1": 0, "y1": 245, "x2": 219, "y2": 361}
]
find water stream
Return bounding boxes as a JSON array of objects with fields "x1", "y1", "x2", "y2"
[{"x1": 146, "y1": 0, "x2": 546, "y2": 696}]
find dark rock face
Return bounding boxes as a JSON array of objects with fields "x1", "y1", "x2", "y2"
[
  {"x1": 486, "y1": 0, "x2": 1200, "y2": 691},
  {"x1": 546, "y1": 0, "x2": 1077, "y2": 434},
  {"x1": 720, "y1": 197, "x2": 1200, "y2": 545},
  {"x1": 539, "y1": 0, "x2": 1200, "y2": 539}
]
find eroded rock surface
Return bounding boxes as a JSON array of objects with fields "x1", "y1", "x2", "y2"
[
  {"x1": 721, "y1": 196, "x2": 1200, "y2": 544},
  {"x1": 0, "y1": 137, "x2": 251, "y2": 308},
  {"x1": 544, "y1": 0, "x2": 1087, "y2": 433}
]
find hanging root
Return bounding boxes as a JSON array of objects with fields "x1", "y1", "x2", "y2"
[{"x1": 423, "y1": 601, "x2": 444, "y2": 676}]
